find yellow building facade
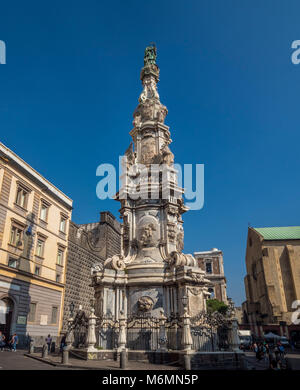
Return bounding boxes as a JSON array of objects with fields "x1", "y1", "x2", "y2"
[{"x1": 0, "y1": 142, "x2": 72, "y2": 347}]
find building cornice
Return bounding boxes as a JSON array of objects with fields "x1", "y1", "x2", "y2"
[{"x1": 0, "y1": 142, "x2": 73, "y2": 210}]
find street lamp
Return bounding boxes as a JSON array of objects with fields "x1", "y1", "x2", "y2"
[{"x1": 69, "y1": 302, "x2": 75, "y2": 318}]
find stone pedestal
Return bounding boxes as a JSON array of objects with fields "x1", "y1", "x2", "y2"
[
  {"x1": 117, "y1": 311, "x2": 127, "y2": 352},
  {"x1": 181, "y1": 310, "x2": 193, "y2": 352},
  {"x1": 229, "y1": 318, "x2": 241, "y2": 351},
  {"x1": 86, "y1": 307, "x2": 98, "y2": 353}
]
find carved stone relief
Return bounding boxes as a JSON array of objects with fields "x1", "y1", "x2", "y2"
[
  {"x1": 141, "y1": 137, "x2": 156, "y2": 164},
  {"x1": 137, "y1": 296, "x2": 154, "y2": 312},
  {"x1": 176, "y1": 231, "x2": 184, "y2": 252}
]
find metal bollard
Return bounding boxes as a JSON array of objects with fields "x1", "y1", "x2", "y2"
[
  {"x1": 120, "y1": 350, "x2": 127, "y2": 369},
  {"x1": 62, "y1": 349, "x2": 69, "y2": 365},
  {"x1": 42, "y1": 344, "x2": 48, "y2": 358},
  {"x1": 184, "y1": 354, "x2": 191, "y2": 370}
]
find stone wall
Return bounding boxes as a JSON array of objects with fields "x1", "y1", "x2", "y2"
[
  {"x1": 244, "y1": 227, "x2": 300, "y2": 325},
  {"x1": 62, "y1": 211, "x2": 121, "y2": 331}
]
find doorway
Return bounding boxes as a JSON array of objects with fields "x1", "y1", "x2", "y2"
[{"x1": 0, "y1": 297, "x2": 14, "y2": 341}]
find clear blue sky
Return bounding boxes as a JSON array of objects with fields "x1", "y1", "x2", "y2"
[{"x1": 1, "y1": 0, "x2": 300, "y2": 305}]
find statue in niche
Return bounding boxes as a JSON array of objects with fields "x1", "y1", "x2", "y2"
[
  {"x1": 139, "y1": 223, "x2": 157, "y2": 247},
  {"x1": 141, "y1": 137, "x2": 156, "y2": 164}
]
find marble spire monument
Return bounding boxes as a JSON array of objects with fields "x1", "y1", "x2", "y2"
[{"x1": 92, "y1": 45, "x2": 210, "y2": 323}]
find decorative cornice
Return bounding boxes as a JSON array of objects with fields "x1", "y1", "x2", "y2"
[{"x1": 0, "y1": 142, "x2": 73, "y2": 210}]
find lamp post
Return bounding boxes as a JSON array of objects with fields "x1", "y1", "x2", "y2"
[{"x1": 69, "y1": 302, "x2": 75, "y2": 319}]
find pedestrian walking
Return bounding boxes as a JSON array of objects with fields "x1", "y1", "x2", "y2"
[
  {"x1": 0, "y1": 331, "x2": 5, "y2": 351},
  {"x1": 278, "y1": 342, "x2": 285, "y2": 357},
  {"x1": 255, "y1": 343, "x2": 263, "y2": 361},
  {"x1": 262, "y1": 343, "x2": 269, "y2": 363},
  {"x1": 60, "y1": 334, "x2": 66, "y2": 352},
  {"x1": 45, "y1": 334, "x2": 52, "y2": 353},
  {"x1": 9, "y1": 333, "x2": 18, "y2": 352}
]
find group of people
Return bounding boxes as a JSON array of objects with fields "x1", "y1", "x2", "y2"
[
  {"x1": 45, "y1": 334, "x2": 66, "y2": 353},
  {"x1": 0, "y1": 331, "x2": 67, "y2": 353},
  {"x1": 0, "y1": 331, "x2": 19, "y2": 352},
  {"x1": 252, "y1": 341, "x2": 286, "y2": 370},
  {"x1": 45, "y1": 334, "x2": 67, "y2": 353}
]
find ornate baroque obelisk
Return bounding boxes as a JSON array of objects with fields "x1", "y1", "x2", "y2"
[{"x1": 92, "y1": 45, "x2": 210, "y2": 324}]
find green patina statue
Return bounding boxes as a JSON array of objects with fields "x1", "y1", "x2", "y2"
[{"x1": 144, "y1": 44, "x2": 157, "y2": 66}]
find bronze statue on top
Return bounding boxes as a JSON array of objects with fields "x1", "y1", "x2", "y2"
[{"x1": 144, "y1": 44, "x2": 157, "y2": 66}]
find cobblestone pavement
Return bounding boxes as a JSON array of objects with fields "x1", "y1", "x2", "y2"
[
  {"x1": 3, "y1": 349, "x2": 299, "y2": 371},
  {"x1": 26, "y1": 352, "x2": 180, "y2": 370},
  {"x1": 0, "y1": 350, "x2": 179, "y2": 370},
  {"x1": 0, "y1": 350, "x2": 78, "y2": 370},
  {"x1": 243, "y1": 352, "x2": 270, "y2": 370}
]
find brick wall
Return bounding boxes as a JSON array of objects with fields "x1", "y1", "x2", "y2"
[{"x1": 62, "y1": 211, "x2": 121, "y2": 330}]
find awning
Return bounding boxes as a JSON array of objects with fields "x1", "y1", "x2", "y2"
[{"x1": 264, "y1": 332, "x2": 281, "y2": 339}]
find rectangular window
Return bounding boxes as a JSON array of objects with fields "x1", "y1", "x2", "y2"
[
  {"x1": 35, "y1": 238, "x2": 45, "y2": 257},
  {"x1": 9, "y1": 225, "x2": 23, "y2": 247},
  {"x1": 51, "y1": 306, "x2": 58, "y2": 324},
  {"x1": 59, "y1": 217, "x2": 66, "y2": 233},
  {"x1": 206, "y1": 262, "x2": 212, "y2": 274},
  {"x1": 28, "y1": 303, "x2": 37, "y2": 322},
  {"x1": 34, "y1": 266, "x2": 40, "y2": 276},
  {"x1": 15, "y1": 186, "x2": 28, "y2": 208},
  {"x1": 40, "y1": 202, "x2": 48, "y2": 221},
  {"x1": 57, "y1": 249, "x2": 64, "y2": 266},
  {"x1": 8, "y1": 258, "x2": 19, "y2": 269},
  {"x1": 56, "y1": 274, "x2": 61, "y2": 283}
]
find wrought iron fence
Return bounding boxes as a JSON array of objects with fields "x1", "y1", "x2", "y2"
[
  {"x1": 70, "y1": 308, "x2": 232, "y2": 352},
  {"x1": 165, "y1": 313, "x2": 182, "y2": 350},
  {"x1": 190, "y1": 311, "x2": 230, "y2": 352},
  {"x1": 96, "y1": 315, "x2": 118, "y2": 350},
  {"x1": 126, "y1": 314, "x2": 160, "y2": 351}
]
